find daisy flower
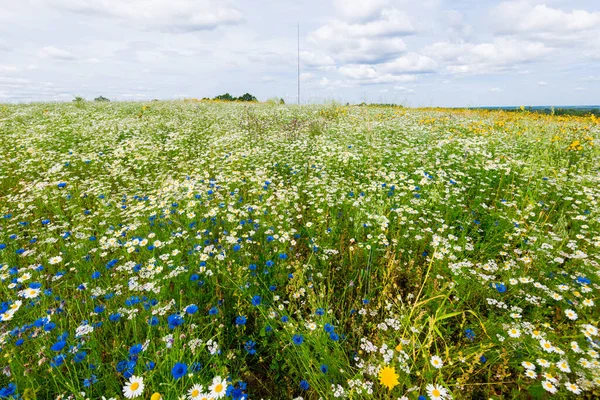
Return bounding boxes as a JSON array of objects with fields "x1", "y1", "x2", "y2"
[
  {"x1": 542, "y1": 372, "x2": 557, "y2": 383},
  {"x1": 521, "y1": 361, "x2": 535, "y2": 370},
  {"x1": 49, "y1": 256, "x2": 63, "y2": 265},
  {"x1": 524, "y1": 370, "x2": 537, "y2": 379},
  {"x1": 556, "y1": 360, "x2": 571, "y2": 373},
  {"x1": 22, "y1": 287, "x2": 41, "y2": 299},
  {"x1": 430, "y1": 355, "x2": 443, "y2": 369},
  {"x1": 565, "y1": 382, "x2": 581, "y2": 395},
  {"x1": 541, "y1": 380, "x2": 557, "y2": 394},
  {"x1": 426, "y1": 384, "x2": 449, "y2": 400},
  {"x1": 209, "y1": 376, "x2": 227, "y2": 399},
  {"x1": 507, "y1": 328, "x2": 520, "y2": 338},
  {"x1": 537, "y1": 358, "x2": 551, "y2": 368},
  {"x1": 564, "y1": 309, "x2": 578, "y2": 320},
  {"x1": 188, "y1": 384, "x2": 204, "y2": 400},
  {"x1": 123, "y1": 375, "x2": 144, "y2": 399},
  {"x1": 539, "y1": 339, "x2": 554, "y2": 353},
  {"x1": 582, "y1": 299, "x2": 594, "y2": 307}
]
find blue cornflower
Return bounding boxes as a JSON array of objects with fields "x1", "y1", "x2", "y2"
[
  {"x1": 74, "y1": 351, "x2": 87, "y2": 363},
  {"x1": 320, "y1": 364, "x2": 328, "y2": 374},
  {"x1": 244, "y1": 340, "x2": 256, "y2": 355},
  {"x1": 292, "y1": 334, "x2": 304, "y2": 345},
  {"x1": 251, "y1": 295, "x2": 261, "y2": 306},
  {"x1": 109, "y1": 313, "x2": 121, "y2": 322},
  {"x1": 236, "y1": 315, "x2": 247, "y2": 326},
  {"x1": 186, "y1": 304, "x2": 199, "y2": 314},
  {"x1": 167, "y1": 314, "x2": 183, "y2": 329},
  {"x1": 171, "y1": 362, "x2": 187, "y2": 380},
  {"x1": 300, "y1": 380, "x2": 310, "y2": 390},
  {"x1": 129, "y1": 344, "x2": 143, "y2": 356},
  {"x1": 51, "y1": 340, "x2": 66, "y2": 352}
]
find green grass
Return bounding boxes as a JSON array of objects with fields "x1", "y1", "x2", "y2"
[{"x1": 0, "y1": 101, "x2": 598, "y2": 399}]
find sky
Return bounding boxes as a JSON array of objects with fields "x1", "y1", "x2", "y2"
[{"x1": 0, "y1": 0, "x2": 598, "y2": 106}]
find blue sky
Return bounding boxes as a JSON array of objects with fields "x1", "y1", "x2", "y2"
[{"x1": 0, "y1": 0, "x2": 598, "y2": 106}]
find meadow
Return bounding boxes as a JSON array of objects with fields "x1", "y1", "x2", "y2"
[{"x1": 0, "y1": 101, "x2": 598, "y2": 399}]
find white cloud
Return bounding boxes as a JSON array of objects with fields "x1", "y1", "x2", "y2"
[
  {"x1": 537, "y1": 81, "x2": 548, "y2": 86},
  {"x1": 300, "y1": 51, "x2": 335, "y2": 67},
  {"x1": 423, "y1": 38, "x2": 551, "y2": 74},
  {"x1": 44, "y1": 0, "x2": 243, "y2": 32},
  {"x1": 38, "y1": 46, "x2": 78, "y2": 60},
  {"x1": 308, "y1": 7, "x2": 414, "y2": 65},
  {"x1": 489, "y1": 87, "x2": 503, "y2": 92},
  {"x1": 494, "y1": 1, "x2": 600, "y2": 45},
  {"x1": 332, "y1": 0, "x2": 389, "y2": 22},
  {"x1": 380, "y1": 53, "x2": 437, "y2": 74},
  {"x1": 495, "y1": 2, "x2": 600, "y2": 34},
  {"x1": 338, "y1": 64, "x2": 416, "y2": 84}
]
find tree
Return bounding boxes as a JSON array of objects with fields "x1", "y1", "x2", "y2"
[
  {"x1": 94, "y1": 96, "x2": 110, "y2": 102},
  {"x1": 237, "y1": 93, "x2": 257, "y2": 102},
  {"x1": 214, "y1": 93, "x2": 234, "y2": 101}
]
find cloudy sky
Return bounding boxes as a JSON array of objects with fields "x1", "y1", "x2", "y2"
[{"x1": 0, "y1": 0, "x2": 598, "y2": 106}]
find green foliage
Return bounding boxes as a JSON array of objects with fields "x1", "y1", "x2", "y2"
[
  {"x1": 94, "y1": 95, "x2": 110, "y2": 102},
  {"x1": 213, "y1": 92, "x2": 258, "y2": 102},
  {"x1": 0, "y1": 101, "x2": 598, "y2": 399}
]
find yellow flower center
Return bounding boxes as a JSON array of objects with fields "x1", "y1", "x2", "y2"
[
  {"x1": 131, "y1": 382, "x2": 139, "y2": 391},
  {"x1": 215, "y1": 384, "x2": 223, "y2": 393},
  {"x1": 192, "y1": 389, "x2": 199, "y2": 396},
  {"x1": 432, "y1": 389, "x2": 441, "y2": 396}
]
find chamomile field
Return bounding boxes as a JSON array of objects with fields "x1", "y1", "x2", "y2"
[{"x1": 0, "y1": 101, "x2": 599, "y2": 400}]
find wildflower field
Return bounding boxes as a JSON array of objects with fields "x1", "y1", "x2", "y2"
[{"x1": 0, "y1": 101, "x2": 599, "y2": 400}]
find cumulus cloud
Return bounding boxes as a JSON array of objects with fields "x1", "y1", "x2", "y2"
[
  {"x1": 308, "y1": 7, "x2": 414, "y2": 65},
  {"x1": 380, "y1": 53, "x2": 437, "y2": 74},
  {"x1": 43, "y1": 0, "x2": 243, "y2": 32},
  {"x1": 423, "y1": 38, "x2": 551, "y2": 74},
  {"x1": 493, "y1": 1, "x2": 600, "y2": 44},
  {"x1": 338, "y1": 64, "x2": 416, "y2": 84},
  {"x1": 332, "y1": 0, "x2": 390, "y2": 22}
]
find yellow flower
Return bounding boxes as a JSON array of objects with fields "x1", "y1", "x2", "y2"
[
  {"x1": 378, "y1": 365, "x2": 399, "y2": 390},
  {"x1": 150, "y1": 393, "x2": 162, "y2": 400},
  {"x1": 395, "y1": 343, "x2": 403, "y2": 352}
]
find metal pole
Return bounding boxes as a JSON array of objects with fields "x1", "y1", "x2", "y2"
[{"x1": 297, "y1": 23, "x2": 300, "y2": 105}]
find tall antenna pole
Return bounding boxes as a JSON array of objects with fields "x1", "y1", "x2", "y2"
[{"x1": 297, "y1": 23, "x2": 300, "y2": 105}]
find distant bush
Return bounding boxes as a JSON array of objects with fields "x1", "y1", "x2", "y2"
[
  {"x1": 213, "y1": 93, "x2": 258, "y2": 102},
  {"x1": 73, "y1": 96, "x2": 85, "y2": 103},
  {"x1": 94, "y1": 96, "x2": 110, "y2": 102}
]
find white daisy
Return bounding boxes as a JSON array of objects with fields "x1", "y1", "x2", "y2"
[
  {"x1": 541, "y1": 380, "x2": 557, "y2": 394},
  {"x1": 49, "y1": 256, "x2": 63, "y2": 265},
  {"x1": 564, "y1": 309, "x2": 578, "y2": 320},
  {"x1": 426, "y1": 383, "x2": 449, "y2": 400},
  {"x1": 556, "y1": 360, "x2": 571, "y2": 373},
  {"x1": 187, "y1": 384, "x2": 204, "y2": 400},
  {"x1": 123, "y1": 375, "x2": 144, "y2": 399},
  {"x1": 521, "y1": 361, "x2": 535, "y2": 370},
  {"x1": 537, "y1": 358, "x2": 551, "y2": 368},
  {"x1": 524, "y1": 370, "x2": 537, "y2": 379},
  {"x1": 565, "y1": 382, "x2": 581, "y2": 395},
  {"x1": 539, "y1": 339, "x2": 554, "y2": 353},
  {"x1": 430, "y1": 355, "x2": 443, "y2": 369},
  {"x1": 508, "y1": 328, "x2": 521, "y2": 338},
  {"x1": 209, "y1": 376, "x2": 227, "y2": 399},
  {"x1": 583, "y1": 299, "x2": 594, "y2": 307}
]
